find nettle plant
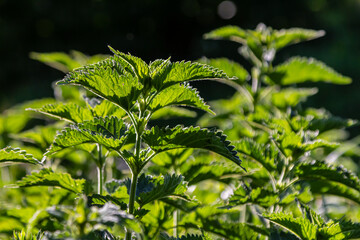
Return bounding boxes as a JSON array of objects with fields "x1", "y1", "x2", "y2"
[
  {"x1": 193, "y1": 23, "x2": 360, "y2": 238},
  {"x1": 0, "y1": 47, "x2": 243, "y2": 239},
  {"x1": 1, "y1": 24, "x2": 360, "y2": 240}
]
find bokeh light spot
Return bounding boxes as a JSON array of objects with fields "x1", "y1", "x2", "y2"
[{"x1": 217, "y1": 1, "x2": 237, "y2": 20}]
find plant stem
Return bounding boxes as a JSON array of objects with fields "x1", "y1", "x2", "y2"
[
  {"x1": 97, "y1": 144, "x2": 104, "y2": 195},
  {"x1": 97, "y1": 165, "x2": 104, "y2": 195},
  {"x1": 173, "y1": 209, "x2": 180, "y2": 237},
  {"x1": 125, "y1": 171, "x2": 138, "y2": 240},
  {"x1": 126, "y1": 129, "x2": 142, "y2": 240}
]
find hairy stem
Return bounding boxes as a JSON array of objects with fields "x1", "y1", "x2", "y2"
[
  {"x1": 97, "y1": 144, "x2": 104, "y2": 195},
  {"x1": 126, "y1": 127, "x2": 142, "y2": 240},
  {"x1": 125, "y1": 171, "x2": 138, "y2": 240},
  {"x1": 97, "y1": 166, "x2": 104, "y2": 195},
  {"x1": 173, "y1": 209, "x2": 180, "y2": 237}
]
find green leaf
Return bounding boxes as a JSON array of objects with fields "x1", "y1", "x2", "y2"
[
  {"x1": 297, "y1": 201, "x2": 325, "y2": 227},
  {"x1": 16, "y1": 168, "x2": 86, "y2": 194},
  {"x1": 46, "y1": 116, "x2": 129, "y2": 155},
  {"x1": 160, "y1": 233, "x2": 208, "y2": 240},
  {"x1": 151, "y1": 106, "x2": 197, "y2": 120},
  {"x1": 263, "y1": 212, "x2": 317, "y2": 240},
  {"x1": 273, "y1": 28, "x2": 325, "y2": 50},
  {"x1": 308, "y1": 116, "x2": 357, "y2": 133},
  {"x1": 204, "y1": 25, "x2": 324, "y2": 51},
  {"x1": 27, "y1": 102, "x2": 93, "y2": 123},
  {"x1": 0, "y1": 147, "x2": 41, "y2": 166},
  {"x1": 295, "y1": 161, "x2": 360, "y2": 192},
  {"x1": 307, "y1": 180, "x2": 360, "y2": 204},
  {"x1": 87, "y1": 194, "x2": 127, "y2": 210},
  {"x1": 320, "y1": 220, "x2": 360, "y2": 239},
  {"x1": 267, "y1": 57, "x2": 352, "y2": 85},
  {"x1": 30, "y1": 50, "x2": 108, "y2": 72},
  {"x1": 91, "y1": 202, "x2": 142, "y2": 233},
  {"x1": 180, "y1": 155, "x2": 243, "y2": 185},
  {"x1": 30, "y1": 51, "x2": 82, "y2": 73},
  {"x1": 143, "y1": 125, "x2": 242, "y2": 168},
  {"x1": 89, "y1": 98, "x2": 126, "y2": 119},
  {"x1": 126, "y1": 174, "x2": 189, "y2": 207},
  {"x1": 198, "y1": 57, "x2": 249, "y2": 84},
  {"x1": 204, "y1": 25, "x2": 248, "y2": 43},
  {"x1": 271, "y1": 87, "x2": 318, "y2": 108},
  {"x1": 57, "y1": 56, "x2": 143, "y2": 111},
  {"x1": 10, "y1": 124, "x2": 60, "y2": 149},
  {"x1": 109, "y1": 47, "x2": 149, "y2": 83},
  {"x1": 149, "y1": 83, "x2": 214, "y2": 114},
  {"x1": 228, "y1": 186, "x2": 279, "y2": 208},
  {"x1": 152, "y1": 60, "x2": 229, "y2": 91},
  {"x1": 233, "y1": 138, "x2": 278, "y2": 172}
]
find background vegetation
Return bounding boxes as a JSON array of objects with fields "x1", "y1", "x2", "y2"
[{"x1": 1, "y1": 0, "x2": 360, "y2": 135}]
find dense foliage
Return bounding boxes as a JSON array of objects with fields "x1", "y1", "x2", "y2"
[{"x1": 1, "y1": 24, "x2": 360, "y2": 239}]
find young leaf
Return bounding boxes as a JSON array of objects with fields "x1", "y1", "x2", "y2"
[
  {"x1": 57, "y1": 57, "x2": 143, "y2": 111},
  {"x1": 149, "y1": 83, "x2": 214, "y2": 114},
  {"x1": 263, "y1": 212, "x2": 317, "y2": 240},
  {"x1": 27, "y1": 102, "x2": 93, "y2": 123},
  {"x1": 0, "y1": 147, "x2": 41, "y2": 166},
  {"x1": 204, "y1": 25, "x2": 248, "y2": 43},
  {"x1": 30, "y1": 50, "x2": 108, "y2": 73},
  {"x1": 142, "y1": 125, "x2": 242, "y2": 168},
  {"x1": 271, "y1": 87, "x2": 318, "y2": 108},
  {"x1": 152, "y1": 60, "x2": 229, "y2": 91},
  {"x1": 109, "y1": 47, "x2": 149, "y2": 83},
  {"x1": 16, "y1": 168, "x2": 86, "y2": 194},
  {"x1": 273, "y1": 28, "x2": 325, "y2": 50},
  {"x1": 267, "y1": 57, "x2": 352, "y2": 85}
]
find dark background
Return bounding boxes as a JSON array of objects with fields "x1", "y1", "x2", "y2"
[{"x1": 1, "y1": 0, "x2": 360, "y2": 131}]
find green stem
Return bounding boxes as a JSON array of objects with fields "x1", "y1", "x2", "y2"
[
  {"x1": 97, "y1": 165, "x2": 104, "y2": 195},
  {"x1": 126, "y1": 128, "x2": 142, "y2": 240},
  {"x1": 97, "y1": 144, "x2": 104, "y2": 195},
  {"x1": 125, "y1": 171, "x2": 138, "y2": 240}
]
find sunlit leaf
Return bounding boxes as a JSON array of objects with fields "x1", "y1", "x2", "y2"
[
  {"x1": 46, "y1": 116, "x2": 129, "y2": 155},
  {"x1": 228, "y1": 186, "x2": 278, "y2": 208},
  {"x1": 271, "y1": 87, "x2": 318, "y2": 108},
  {"x1": 263, "y1": 212, "x2": 317, "y2": 240},
  {"x1": 152, "y1": 60, "x2": 229, "y2": 91},
  {"x1": 124, "y1": 174, "x2": 189, "y2": 207},
  {"x1": 58, "y1": 56, "x2": 143, "y2": 111},
  {"x1": 273, "y1": 28, "x2": 325, "y2": 50},
  {"x1": 151, "y1": 106, "x2": 197, "y2": 120},
  {"x1": 143, "y1": 125, "x2": 242, "y2": 168},
  {"x1": 267, "y1": 57, "x2": 351, "y2": 85},
  {"x1": 149, "y1": 83, "x2": 214, "y2": 114},
  {"x1": 198, "y1": 57, "x2": 249, "y2": 84},
  {"x1": 16, "y1": 168, "x2": 86, "y2": 194},
  {"x1": 27, "y1": 102, "x2": 93, "y2": 123},
  {"x1": 0, "y1": 147, "x2": 41, "y2": 166},
  {"x1": 295, "y1": 161, "x2": 360, "y2": 192}
]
